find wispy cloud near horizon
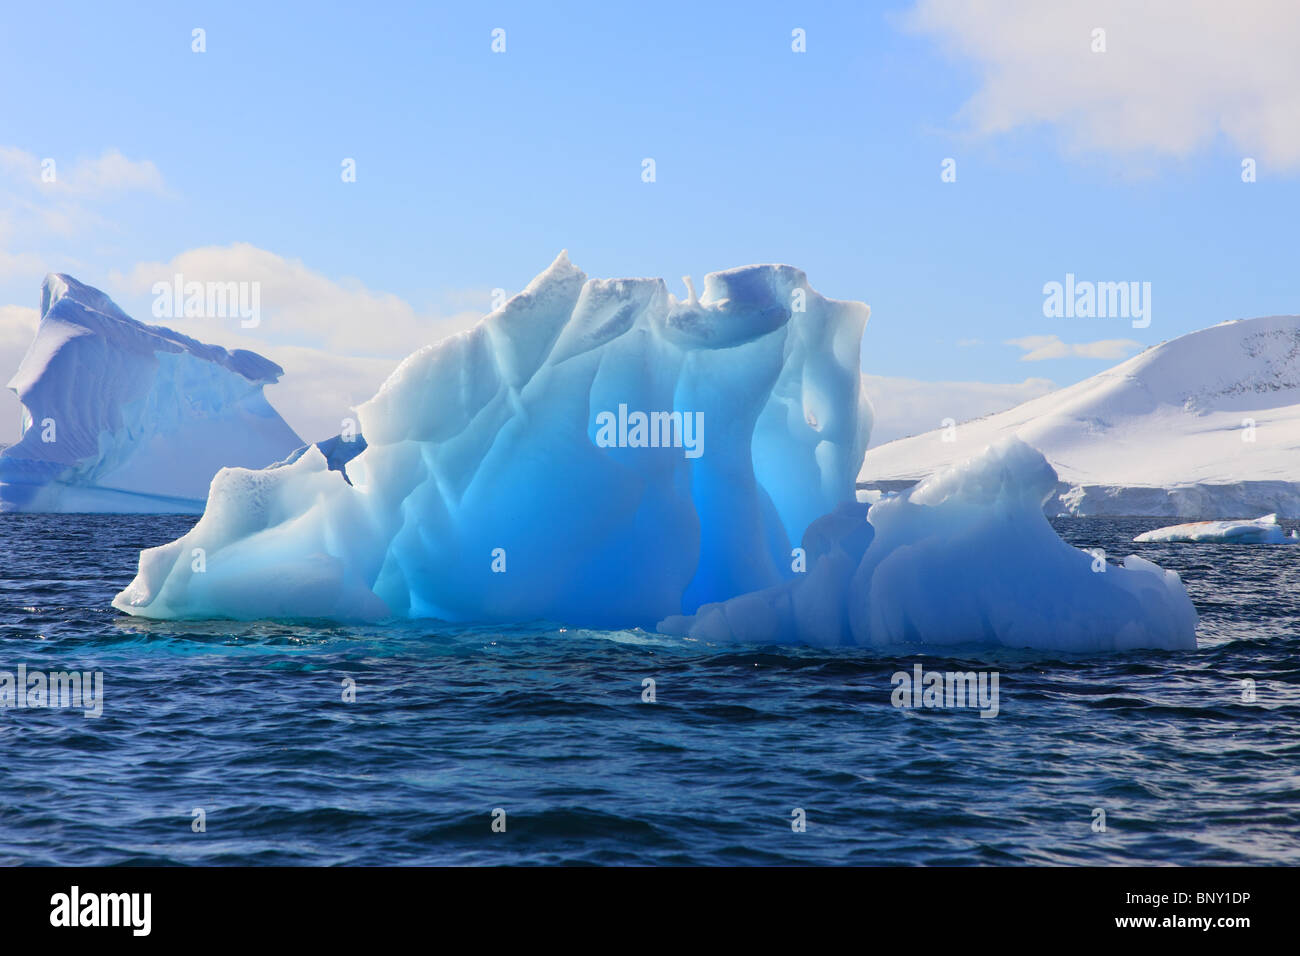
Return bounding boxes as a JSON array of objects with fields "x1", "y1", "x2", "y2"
[{"x1": 1005, "y1": 334, "x2": 1143, "y2": 362}]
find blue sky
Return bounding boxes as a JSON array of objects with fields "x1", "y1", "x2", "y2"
[{"x1": 2, "y1": 0, "x2": 1298, "y2": 441}]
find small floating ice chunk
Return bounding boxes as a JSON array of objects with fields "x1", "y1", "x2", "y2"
[{"x1": 1133, "y1": 513, "x2": 1294, "y2": 544}]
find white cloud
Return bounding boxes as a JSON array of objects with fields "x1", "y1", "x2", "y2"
[
  {"x1": 62, "y1": 149, "x2": 166, "y2": 195},
  {"x1": 106, "y1": 244, "x2": 490, "y2": 442},
  {"x1": 905, "y1": 0, "x2": 1300, "y2": 169},
  {"x1": 0, "y1": 305, "x2": 39, "y2": 444},
  {"x1": 0, "y1": 146, "x2": 170, "y2": 291},
  {"x1": 0, "y1": 147, "x2": 166, "y2": 197},
  {"x1": 863, "y1": 372, "x2": 1055, "y2": 446},
  {"x1": 0, "y1": 250, "x2": 46, "y2": 281},
  {"x1": 256, "y1": 346, "x2": 408, "y2": 446},
  {"x1": 0, "y1": 304, "x2": 39, "y2": 367},
  {"x1": 113, "y1": 243, "x2": 485, "y2": 358},
  {"x1": 1005, "y1": 334, "x2": 1142, "y2": 362}
]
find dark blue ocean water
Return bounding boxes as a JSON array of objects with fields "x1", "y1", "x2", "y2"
[{"x1": 0, "y1": 513, "x2": 1297, "y2": 865}]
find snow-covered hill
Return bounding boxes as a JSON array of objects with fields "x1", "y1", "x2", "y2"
[
  {"x1": 0, "y1": 274, "x2": 303, "y2": 512},
  {"x1": 859, "y1": 315, "x2": 1300, "y2": 517}
]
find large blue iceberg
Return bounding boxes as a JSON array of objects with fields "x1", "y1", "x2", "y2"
[
  {"x1": 114, "y1": 253, "x2": 872, "y2": 623},
  {"x1": 112, "y1": 255, "x2": 1199, "y2": 651},
  {"x1": 1, "y1": 275, "x2": 302, "y2": 512}
]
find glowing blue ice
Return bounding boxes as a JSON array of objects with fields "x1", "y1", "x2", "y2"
[{"x1": 113, "y1": 253, "x2": 872, "y2": 623}]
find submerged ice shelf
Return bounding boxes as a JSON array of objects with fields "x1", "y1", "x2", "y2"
[
  {"x1": 112, "y1": 255, "x2": 1199, "y2": 652},
  {"x1": 0, "y1": 274, "x2": 302, "y2": 513}
]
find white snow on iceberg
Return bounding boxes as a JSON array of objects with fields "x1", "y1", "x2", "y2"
[
  {"x1": 1134, "y1": 513, "x2": 1297, "y2": 544},
  {"x1": 660, "y1": 439, "x2": 1199, "y2": 652},
  {"x1": 0, "y1": 274, "x2": 303, "y2": 513},
  {"x1": 113, "y1": 253, "x2": 872, "y2": 623}
]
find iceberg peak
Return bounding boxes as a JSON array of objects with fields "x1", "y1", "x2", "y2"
[
  {"x1": 20, "y1": 271, "x2": 285, "y2": 392},
  {"x1": 41, "y1": 272, "x2": 132, "y2": 323}
]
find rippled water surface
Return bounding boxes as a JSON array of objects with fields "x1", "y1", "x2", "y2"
[{"x1": 1, "y1": 513, "x2": 1297, "y2": 865}]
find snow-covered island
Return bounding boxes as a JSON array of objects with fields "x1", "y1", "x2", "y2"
[
  {"x1": 112, "y1": 255, "x2": 1199, "y2": 652},
  {"x1": 0, "y1": 274, "x2": 302, "y2": 512},
  {"x1": 860, "y1": 315, "x2": 1300, "y2": 518}
]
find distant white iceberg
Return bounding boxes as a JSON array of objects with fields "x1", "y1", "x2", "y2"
[
  {"x1": 0, "y1": 274, "x2": 302, "y2": 513},
  {"x1": 1134, "y1": 513, "x2": 1298, "y2": 544},
  {"x1": 661, "y1": 439, "x2": 1198, "y2": 652}
]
